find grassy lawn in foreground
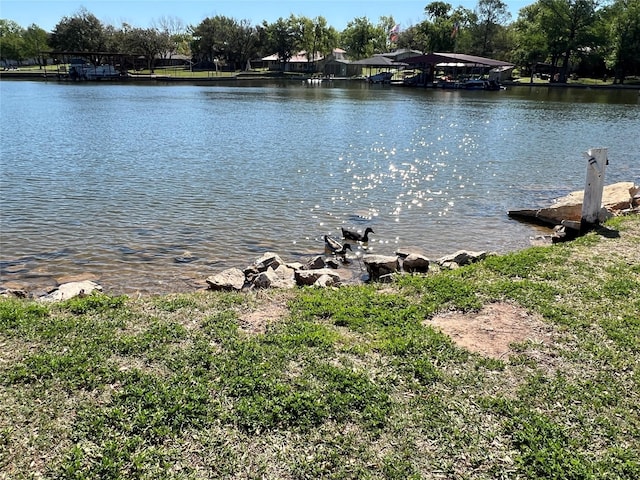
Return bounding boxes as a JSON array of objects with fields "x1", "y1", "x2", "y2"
[{"x1": 1, "y1": 215, "x2": 639, "y2": 479}]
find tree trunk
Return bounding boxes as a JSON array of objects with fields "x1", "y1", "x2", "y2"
[{"x1": 559, "y1": 50, "x2": 571, "y2": 83}]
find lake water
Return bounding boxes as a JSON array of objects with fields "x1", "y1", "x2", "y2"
[{"x1": 1, "y1": 79, "x2": 639, "y2": 295}]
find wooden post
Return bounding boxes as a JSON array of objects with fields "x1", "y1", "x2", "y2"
[{"x1": 580, "y1": 147, "x2": 608, "y2": 233}]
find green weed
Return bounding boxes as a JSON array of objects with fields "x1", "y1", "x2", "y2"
[
  {"x1": 153, "y1": 295, "x2": 198, "y2": 312},
  {"x1": 508, "y1": 408, "x2": 594, "y2": 479},
  {"x1": 0, "y1": 298, "x2": 49, "y2": 334},
  {"x1": 57, "y1": 292, "x2": 127, "y2": 315},
  {"x1": 114, "y1": 318, "x2": 187, "y2": 356}
]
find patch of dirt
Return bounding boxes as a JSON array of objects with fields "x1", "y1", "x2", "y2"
[
  {"x1": 238, "y1": 293, "x2": 292, "y2": 335},
  {"x1": 429, "y1": 302, "x2": 552, "y2": 359}
]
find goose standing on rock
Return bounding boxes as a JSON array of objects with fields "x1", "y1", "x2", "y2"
[
  {"x1": 324, "y1": 235, "x2": 352, "y2": 257},
  {"x1": 341, "y1": 227, "x2": 374, "y2": 243}
]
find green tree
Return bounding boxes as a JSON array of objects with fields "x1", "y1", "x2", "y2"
[
  {"x1": 103, "y1": 23, "x2": 129, "y2": 54},
  {"x1": 192, "y1": 16, "x2": 227, "y2": 65},
  {"x1": 294, "y1": 15, "x2": 338, "y2": 69},
  {"x1": 396, "y1": 24, "x2": 429, "y2": 53},
  {"x1": 192, "y1": 15, "x2": 257, "y2": 71},
  {"x1": 425, "y1": 1, "x2": 453, "y2": 18},
  {"x1": 0, "y1": 19, "x2": 24, "y2": 66},
  {"x1": 604, "y1": 0, "x2": 640, "y2": 83},
  {"x1": 472, "y1": 0, "x2": 511, "y2": 56},
  {"x1": 50, "y1": 8, "x2": 107, "y2": 63},
  {"x1": 224, "y1": 19, "x2": 258, "y2": 71},
  {"x1": 378, "y1": 15, "x2": 397, "y2": 51},
  {"x1": 397, "y1": 3, "x2": 473, "y2": 53},
  {"x1": 153, "y1": 15, "x2": 187, "y2": 62},
  {"x1": 258, "y1": 16, "x2": 299, "y2": 69},
  {"x1": 172, "y1": 32, "x2": 193, "y2": 58},
  {"x1": 510, "y1": 0, "x2": 601, "y2": 81},
  {"x1": 340, "y1": 16, "x2": 387, "y2": 59},
  {"x1": 511, "y1": 4, "x2": 549, "y2": 77},
  {"x1": 23, "y1": 24, "x2": 49, "y2": 67},
  {"x1": 538, "y1": 0, "x2": 599, "y2": 82},
  {"x1": 125, "y1": 27, "x2": 170, "y2": 72}
]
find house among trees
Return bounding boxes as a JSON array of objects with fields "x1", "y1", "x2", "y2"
[
  {"x1": 318, "y1": 49, "x2": 360, "y2": 78},
  {"x1": 260, "y1": 48, "x2": 364, "y2": 78},
  {"x1": 155, "y1": 54, "x2": 191, "y2": 68},
  {"x1": 259, "y1": 48, "x2": 432, "y2": 79},
  {"x1": 261, "y1": 51, "x2": 318, "y2": 73}
]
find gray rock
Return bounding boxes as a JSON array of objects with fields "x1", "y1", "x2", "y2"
[
  {"x1": 437, "y1": 250, "x2": 488, "y2": 268},
  {"x1": 0, "y1": 288, "x2": 29, "y2": 299},
  {"x1": 39, "y1": 280, "x2": 102, "y2": 302},
  {"x1": 252, "y1": 268, "x2": 279, "y2": 289},
  {"x1": 174, "y1": 251, "x2": 198, "y2": 263},
  {"x1": 272, "y1": 265, "x2": 296, "y2": 289},
  {"x1": 295, "y1": 268, "x2": 342, "y2": 286},
  {"x1": 314, "y1": 274, "x2": 337, "y2": 288},
  {"x1": 206, "y1": 267, "x2": 246, "y2": 291},
  {"x1": 304, "y1": 255, "x2": 326, "y2": 270},
  {"x1": 254, "y1": 252, "x2": 285, "y2": 271},
  {"x1": 286, "y1": 262, "x2": 305, "y2": 271},
  {"x1": 325, "y1": 258, "x2": 341, "y2": 269},
  {"x1": 363, "y1": 255, "x2": 400, "y2": 282},
  {"x1": 243, "y1": 265, "x2": 261, "y2": 283},
  {"x1": 508, "y1": 181, "x2": 635, "y2": 227},
  {"x1": 402, "y1": 253, "x2": 430, "y2": 273}
]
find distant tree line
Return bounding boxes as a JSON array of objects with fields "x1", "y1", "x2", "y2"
[{"x1": 1, "y1": 0, "x2": 638, "y2": 83}]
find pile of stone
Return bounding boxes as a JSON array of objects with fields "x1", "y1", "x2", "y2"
[
  {"x1": 205, "y1": 248, "x2": 489, "y2": 291},
  {"x1": 206, "y1": 252, "x2": 345, "y2": 291},
  {"x1": 0, "y1": 250, "x2": 492, "y2": 299}
]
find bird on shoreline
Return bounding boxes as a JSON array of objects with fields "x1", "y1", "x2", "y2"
[
  {"x1": 324, "y1": 235, "x2": 352, "y2": 257},
  {"x1": 341, "y1": 227, "x2": 374, "y2": 243}
]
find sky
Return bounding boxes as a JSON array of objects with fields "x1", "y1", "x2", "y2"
[{"x1": 2, "y1": 0, "x2": 534, "y2": 33}]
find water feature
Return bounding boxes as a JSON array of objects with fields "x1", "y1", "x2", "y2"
[{"x1": 1, "y1": 79, "x2": 638, "y2": 294}]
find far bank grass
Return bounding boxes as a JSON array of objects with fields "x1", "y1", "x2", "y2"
[
  {"x1": 8, "y1": 66, "x2": 639, "y2": 86},
  {"x1": 1, "y1": 215, "x2": 639, "y2": 479}
]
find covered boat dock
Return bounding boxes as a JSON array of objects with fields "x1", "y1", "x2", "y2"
[
  {"x1": 401, "y1": 53, "x2": 514, "y2": 88},
  {"x1": 350, "y1": 55, "x2": 408, "y2": 83}
]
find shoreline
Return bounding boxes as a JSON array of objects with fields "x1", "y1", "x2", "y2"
[
  {"x1": 1, "y1": 70, "x2": 639, "y2": 90},
  {"x1": 4, "y1": 187, "x2": 637, "y2": 299},
  {"x1": 4, "y1": 212, "x2": 637, "y2": 301}
]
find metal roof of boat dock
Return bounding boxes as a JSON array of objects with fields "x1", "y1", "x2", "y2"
[{"x1": 403, "y1": 53, "x2": 514, "y2": 68}]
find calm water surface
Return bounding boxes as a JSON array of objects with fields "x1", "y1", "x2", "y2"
[{"x1": 1, "y1": 80, "x2": 639, "y2": 294}]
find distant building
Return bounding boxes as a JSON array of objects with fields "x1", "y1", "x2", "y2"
[
  {"x1": 155, "y1": 54, "x2": 191, "y2": 68},
  {"x1": 261, "y1": 51, "x2": 322, "y2": 73},
  {"x1": 317, "y1": 49, "x2": 361, "y2": 78}
]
